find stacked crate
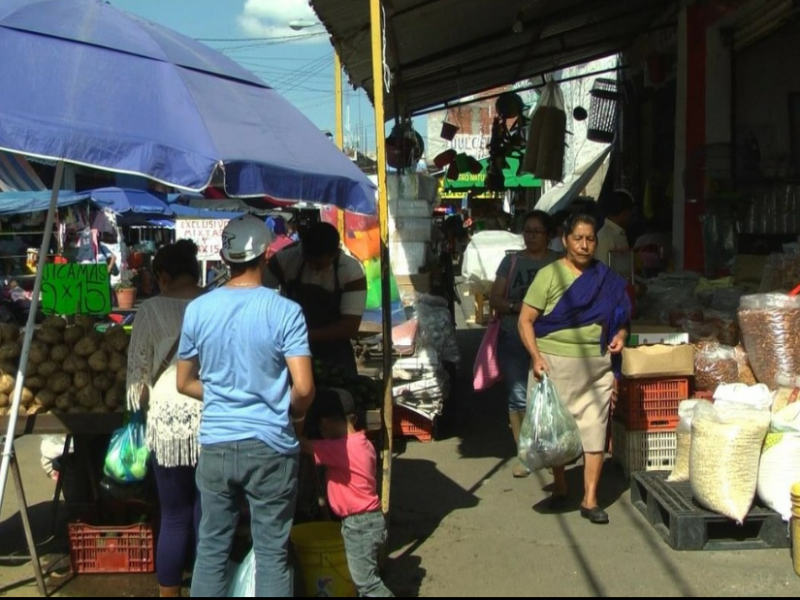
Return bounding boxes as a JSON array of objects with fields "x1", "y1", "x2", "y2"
[{"x1": 612, "y1": 377, "x2": 690, "y2": 478}]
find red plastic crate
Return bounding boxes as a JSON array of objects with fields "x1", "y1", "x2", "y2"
[
  {"x1": 393, "y1": 405, "x2": 435, "y2": 442},
  {"x1": 68, "y1": 522, "x2": 155, "y2": 574},
  {"x1": 615, "y1": 378, "x2": 690, "y2": 431}
]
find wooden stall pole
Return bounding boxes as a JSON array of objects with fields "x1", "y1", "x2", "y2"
[
  {"x1": 0, "y1": 161, "x2": 64, "y2": 570},
  {"x1": 370, "y1": 0, "x2": 393, "y2": 516}
]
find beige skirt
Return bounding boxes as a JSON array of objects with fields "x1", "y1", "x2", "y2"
[{"x1": 535, "y1": 353, "x2": 615, "y2": 453}]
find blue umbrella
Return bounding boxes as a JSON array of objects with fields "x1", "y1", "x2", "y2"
[
  {"x1": 89, "y1": 187, "x2": 174, "y2": 215},
  {"x1": 0, "y1": 0, "x2": 376, "y2": 214},
  {"x1": 0, "y1": 0, "x2": 377, "y2": 549}
]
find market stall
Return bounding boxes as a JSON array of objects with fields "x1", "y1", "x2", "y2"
[
  {"x1": 607, "y1": 263, "x2": 800, "y2": 552},
  {"x1": 0, "y1": 1, "x2": 378, "y2": 594}
]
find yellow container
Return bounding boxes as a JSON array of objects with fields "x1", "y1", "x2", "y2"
[
  {"x1": 793, "y1": 482, "x2": 800, "y2": 577},
  {"x1": 291, "y1": 522, "x2": 356, "y2": 598}
]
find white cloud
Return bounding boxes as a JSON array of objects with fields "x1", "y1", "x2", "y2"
[{"x1": 238, "y1": 0, "x2": 322, "y2": 39}]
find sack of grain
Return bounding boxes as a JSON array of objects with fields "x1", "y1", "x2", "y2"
[
  {"x1": 667, "y1": 399, "x2": 712, "y2": 483},
  {"x1": 690, "y1": 402, "x2": 770, "y2": 523},
  {"x1": 757, "y1": 404, "x2": 800, "y2": 521},
  {"x1": 738, "y1": 294, "x2": 800, "y2": 389},
  {"x1": 713, "y1": 382, "x2": 773, "y2": 412}
]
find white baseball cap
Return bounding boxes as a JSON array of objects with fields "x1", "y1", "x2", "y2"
[{"x1": 220, "y1": 215, "x2": 274, "y2": 263}]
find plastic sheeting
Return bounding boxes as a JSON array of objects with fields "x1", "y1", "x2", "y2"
[{"x1": 461, "y1": 230, "x2": 524, "y2": 284}]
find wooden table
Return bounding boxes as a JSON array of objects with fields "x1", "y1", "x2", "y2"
[{"x1": 0, "y1": 413, "x2": 124, "y2": 596}]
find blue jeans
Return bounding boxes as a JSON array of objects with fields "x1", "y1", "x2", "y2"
[
  {"x1": 341, "y1": 511, "x2": 393, "y2": 597},
  {"x1": 190, "y1": 440, "x2": 299, "y2": 598},
  {"x1": 498, "y1": 328, "x2": 532, "y2": 412}
]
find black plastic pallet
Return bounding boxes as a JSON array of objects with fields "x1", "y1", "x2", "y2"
[{"x1": 631, "y1": 471, "x2": 790, "y2": 551}]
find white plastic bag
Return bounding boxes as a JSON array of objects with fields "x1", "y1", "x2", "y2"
[
  {"x1": 40, "y1": 434, "x2": 70, "y2": 480},
  {"x1": 757, "y1": 403, "x2": 800, "y2": 521},
  {"x1": 227, "y1": 549, "x2": 255, "y2": 597},
  {"x1": 518, "y1": 374, "x2": 582, "y2": 471},
  {"x1": 713, "y1": 383, "x2": 773, "y2": 412},
  {"x1": 667, "y1": 400, "x2": 710, "y2": 483},
  {"x1": 690, "y1": 403, "x2": 770, "y2": 523}
]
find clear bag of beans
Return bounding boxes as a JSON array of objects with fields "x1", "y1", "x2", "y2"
[
  {"x1": 738, "y1": 294, "x2": 800, "y2": 389},
  {"x1": 695, "y1": 342, "x2": 738, "y2": 392}
]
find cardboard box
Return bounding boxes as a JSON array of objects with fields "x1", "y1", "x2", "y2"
[
  {"x1": 622, "y1": 344, "x2": 695, "y2": 378},
  {"x1": 628, "y1": 332, "x2": 690, "y2": 346},
  {"x1": 395, "y1": 274, "x2": 431, "y2": 294}
]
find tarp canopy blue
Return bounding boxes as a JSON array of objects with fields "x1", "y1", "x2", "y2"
[
  {"x1": 0, "y1": 190, "x2": 90, "y2": 215},
  {"x1": 170, "y1": 204, "x2": 244, "y2": 220},
  {"x1": 0, "y1": 0, "x2": 377, "y2": 214},
  {"x1": 88, "y1": 187, "x2": 173, "y2": 215}
]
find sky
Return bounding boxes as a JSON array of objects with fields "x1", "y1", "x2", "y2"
[{"x1": 111, "y1": 0, "x2": 384, "y2": 154}]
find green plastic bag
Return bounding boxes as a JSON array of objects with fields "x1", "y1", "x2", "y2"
[{"x1": 104, "y1": 412, "x2": 150, "y2": 483}]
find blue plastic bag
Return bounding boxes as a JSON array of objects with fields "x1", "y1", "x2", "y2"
[
  {"x1": 227, "y1": 550, "x2": 255, "y2": 597},
  {"x1": 103, "y1": 412, "x2": 150, "y2": 483}
]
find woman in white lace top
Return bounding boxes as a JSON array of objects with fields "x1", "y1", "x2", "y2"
[{"x1": 126, "y1": 240, "x2": 203, "y2": 598}]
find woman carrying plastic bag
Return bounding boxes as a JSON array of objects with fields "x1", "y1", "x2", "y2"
[{"x1": 518, "y1": 214, "x2": 631, "y2": 525}]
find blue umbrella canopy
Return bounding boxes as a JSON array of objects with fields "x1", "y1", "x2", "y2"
[
  {"x1": 0, "y1": 0, "x2": 376, "y2": 214},
  {"x1": 89, "y1": 187, "x2": 173, "y2": 215}
]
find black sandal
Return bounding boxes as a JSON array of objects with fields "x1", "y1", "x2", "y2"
[
  {"x1": 548, "y1": 494, "x2": 569, "y2": 511},
  {"x1": 580, "y1": 506, "x2": 609, "y2": 524}
]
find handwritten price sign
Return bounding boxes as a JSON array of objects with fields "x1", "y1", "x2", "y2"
[
  {"x1": 175, "y1": 219, "x2": 230, "y2": 260},
  {"x1": 42, "y1": 264, "x2": 112, "y2": 316}
]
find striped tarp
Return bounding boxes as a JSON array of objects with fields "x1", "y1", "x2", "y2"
[{"x1": 0, "y1": 150, "x2": 46, "y2": 192}]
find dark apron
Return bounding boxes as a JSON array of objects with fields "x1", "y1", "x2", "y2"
[{"x1": 285, "y1": 256, "x2": 358, "y2": 378}]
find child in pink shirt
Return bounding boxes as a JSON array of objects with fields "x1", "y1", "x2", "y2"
[{"x1": 301, "y1": 390, "x2": 393, "y2": 597}]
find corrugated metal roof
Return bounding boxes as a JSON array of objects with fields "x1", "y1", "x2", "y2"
[{"x1": 311, "y1": 0, "x2": 675, "y2": 117}]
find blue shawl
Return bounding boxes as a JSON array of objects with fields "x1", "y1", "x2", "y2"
[{"x1": 534, "y1": 260, "x2": 631, "y2": 375}]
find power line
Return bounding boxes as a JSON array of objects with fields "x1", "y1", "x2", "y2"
[{"x1": 196, "y1": 32, "x2": 326, "y2": 43}]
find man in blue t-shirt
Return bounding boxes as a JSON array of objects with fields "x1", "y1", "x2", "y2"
[{"x1": 177, "y1": 215, "x2": 315, "y2": 598}]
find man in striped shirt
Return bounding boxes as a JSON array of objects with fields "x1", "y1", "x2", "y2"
[{"x1": 265, "y1": 221, "x2": 367, "y2": 378}]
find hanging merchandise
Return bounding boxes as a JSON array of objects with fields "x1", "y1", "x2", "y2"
[
  {"x1": 440, "y1": 118, "x2": 459, "y2": 142},
  {"x1": 92, "y1": 208, "x2": 116, "y2": 235},
  {"x1": 586, "y1": 78, "x2": 621, "y2": 143},
  {"x1": 485, "y1": 92, "x2": 529, "y2": 192},
  {"x1": 522, "y1": 81, "x2": 566, "y2": 182},
  {"x1": 385, "y1": 121, "x2": 425, "y2": 170},
  {"x1": 75, "y1": 227, "x2": 98, "y2": 263}
]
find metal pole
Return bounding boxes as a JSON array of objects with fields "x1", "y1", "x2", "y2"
[
  {"x1": 0, "y1": 161, "x2": 65, "y2": 515},
  {"x1": 335, "y1": 50, "x2": 345, "y2": 151},
  {"x1": 370, "y1": 0, "x2": 393, "y2": 516},
  {"x1": 335, "y1": 49, "x2": 347, "y2": 238}
]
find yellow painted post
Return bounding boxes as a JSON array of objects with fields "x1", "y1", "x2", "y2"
[
  {"x1": 334, "y1": 50, "x2": 344, "y2": 151},
  {"x1": 370, "y1": 0, "x2": 393, "y2": 516},
  {"x1": 334, "y1": 49, "x2": 346, "y2": 239}
]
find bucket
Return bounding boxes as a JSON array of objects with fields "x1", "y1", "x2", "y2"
[{"x1": 290, "y1": 522, "x2": 356, "y2": 598}]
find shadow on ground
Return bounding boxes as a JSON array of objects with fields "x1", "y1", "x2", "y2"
[{"x1": 384, "y1": 456, "x2": 479, "y2": 597}]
